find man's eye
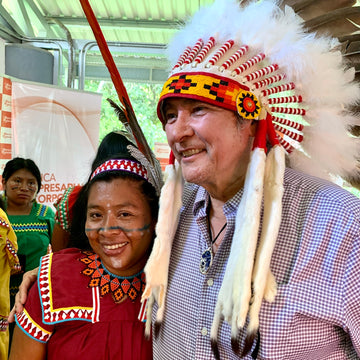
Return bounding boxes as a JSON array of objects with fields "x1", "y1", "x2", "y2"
[
  {"x1": 164, "y1": 112, "x2": 176, "y2": 123},
  {"x1": 193, "y1": 106, "x2": 206, "y2": 114}
]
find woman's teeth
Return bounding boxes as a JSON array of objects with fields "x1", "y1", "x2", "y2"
[{"x1": 104, "y1": 243, "x2": 126, "y2": 250}]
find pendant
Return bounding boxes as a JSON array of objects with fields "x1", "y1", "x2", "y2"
[{"x1": 200, "y1": 246, "x2": 213, "y2": 274}]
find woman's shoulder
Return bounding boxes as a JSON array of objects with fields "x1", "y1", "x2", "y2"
[
  {"x1": 0, "y1": 208, "x2": 11, "y2": 228},
  {"x1": 38, "y1": 248, "x2": 95, "y2": 323},
  {"x1": 54, "y1": 185, "x2": 83, "y2": 210},
  {"x1": 54, "y1": 185, "x2": 83, "y2": 230},
  {"x1": 46, "y1": 248, "x2": 86, "y2": 268}
]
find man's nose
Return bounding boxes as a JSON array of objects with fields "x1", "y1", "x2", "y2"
[{"x1": 170, "y1": 110, "x2": 193, "y2": 142}]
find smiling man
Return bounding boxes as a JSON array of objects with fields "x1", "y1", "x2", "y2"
[{"x1": 143, "y1": 0, "x2": 360, "y2": 359}]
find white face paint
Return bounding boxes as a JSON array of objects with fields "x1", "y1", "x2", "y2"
[{"x1": 85, "y1": 178, "x2": 155, "y2": 277}]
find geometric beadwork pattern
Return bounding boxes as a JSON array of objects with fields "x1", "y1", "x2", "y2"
[
  {"x1": 160, "y1": 72, "x2": 252, "y2": 116},
  {"x1": 90, "y1": 159, "x2": 148, "y2": 181},
  {"x1": 16, "y1": 309, "x2": 51, "y2": 343},
  {"x1": 0, "y1": 315, "x2": 8, "y2": 332},
  {"x1": 54, "y1": 186, "x2": 73, "y2": 231},
  {"x1": 79, "y1": 251, "x2": 146, "y2": 303}
]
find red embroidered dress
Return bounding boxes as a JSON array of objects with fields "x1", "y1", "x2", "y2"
[{"x1": 15, "y1": 248, "x2": 152, "y2": 360}]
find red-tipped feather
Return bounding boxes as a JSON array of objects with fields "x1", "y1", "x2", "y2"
[
  {"x1": 79, "y1": 0, "x2": 150, "y2": 156},
  {"x1": 79, "y1": 0, "x2": 132, "y2": 110}
]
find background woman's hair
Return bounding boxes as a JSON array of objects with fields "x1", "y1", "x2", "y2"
[
  {"x1": 2, "y1": 157, "x2": 42, "y2": 194},
  {"x1": 91, "y1": 131, "x2": 135, "y2": 173}
]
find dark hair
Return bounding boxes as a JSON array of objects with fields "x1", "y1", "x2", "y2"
[
  {"x1": 0, "y1": 197, "x2": 6, "y2": 211},
  {"x1": 69, "y1": 154, "x2": 159, "y2": 250},
  {"x1": 2, "y1": 157, "x2": 42, "y2": 194},
  {"x1": 91, "y1": 131, "x2": 135, "y2": 172}
]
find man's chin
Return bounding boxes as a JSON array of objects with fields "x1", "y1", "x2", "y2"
[{"x1": 182, "y1": 168, "x2": 203, "y2": 185}]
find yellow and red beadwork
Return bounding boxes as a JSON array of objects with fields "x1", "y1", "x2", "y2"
[
  {"x1": 236, "y1": 90, "x2": 261, "y2": 119},
  {"x1": 157, "y1": 71, "x2": 261, "y2": 123},
  {"x1": 79, "y1": 251, "x2": 146, "y2": 303}
]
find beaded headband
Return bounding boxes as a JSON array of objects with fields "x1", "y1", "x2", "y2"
[{"x1": 90, "y1": 159, "x2": 148, "y2": 182}]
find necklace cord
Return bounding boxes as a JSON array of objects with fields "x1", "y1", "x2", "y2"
[{"x1": 208, "y1": 220, "x2": 227, "y2": 245}]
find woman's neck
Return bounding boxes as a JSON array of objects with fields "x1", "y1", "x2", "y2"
[{"x1": 6, "y1": 200, "x2": 33, "y2": 215}]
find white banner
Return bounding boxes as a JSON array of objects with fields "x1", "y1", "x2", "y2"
[{"x1": 10, "y1": 80, "x2": 101, "y2": 207}]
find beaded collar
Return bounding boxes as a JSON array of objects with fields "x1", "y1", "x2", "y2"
[{"x1": 79, "y1": 251, "x2": 146, "y2": 303}]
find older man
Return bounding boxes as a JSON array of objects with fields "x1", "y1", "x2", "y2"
[
  {"x1": 9, "y1": 0, "x2": 360, "y2": 359},
  {"x1": 143, "y1": 0, "x2": 360, "y2": 359}
]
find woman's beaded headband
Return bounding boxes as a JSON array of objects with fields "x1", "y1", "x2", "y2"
[{"x1": 90, "y1": 159, "x2": 148, "y2": 181}]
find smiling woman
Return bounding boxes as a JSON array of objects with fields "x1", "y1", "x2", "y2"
[{"x1": 8, "y1": 145, "x2": 161, "y2": 360}]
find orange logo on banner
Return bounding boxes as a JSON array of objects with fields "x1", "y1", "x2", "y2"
[
  {"x1": 3, "y1": 78, "x2": 12, "y2": 95},
  {"x1": 1, "y1": 111, "x2": 11, "y2": 128},
  {"x1": 0, "y1": 143, "x2": 12, "y2": 159}
]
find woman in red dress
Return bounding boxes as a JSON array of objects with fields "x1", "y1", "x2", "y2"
[{"x1": 9, "y1": 144, "x2": 162, "y2": 360}]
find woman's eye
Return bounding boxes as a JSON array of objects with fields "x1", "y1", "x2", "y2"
[
  {"x1": 118, "y1": 211, "x2": 131, "y2": 219},
  {"x1": 88, "y1": 212, "x2": 102, "y2": 220}
]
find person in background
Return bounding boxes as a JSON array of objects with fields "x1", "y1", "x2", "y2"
[
  {"x1": 52, "y1": 131, "x2": 135, "y2": 252},
  {"x1": 142, "y1": 0, "x2": 360, "y2": 358},
  {"x1": 9, "y1": 141, "x2": 162, "y2": 359},
  {"x1": 2, "y1": 157, "x2": 55, "y2": 341},
  {"x1": 0, "y1": 197, "x2": 20, "y2": 359}
]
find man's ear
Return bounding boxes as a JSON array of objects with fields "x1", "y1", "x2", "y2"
[{"x1": 250, "y1": 120, "x2": 257, "y2": 137}]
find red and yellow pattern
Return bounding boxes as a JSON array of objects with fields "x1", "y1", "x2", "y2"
[
  {"x1": 80, "y1": 251, "x2": 146, "y2": 303},
  {"x1": 157, "y1": 72, "x2": 261, "y2": 122}
]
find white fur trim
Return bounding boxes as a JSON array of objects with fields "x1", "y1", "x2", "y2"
[
  {"x1": 211, "y1": 148, "x2": 266, "y2": 340},
  {"x1": 248, "y1": 145, "x2": 285, "y2": 333},
  {"x1": 142, "y1": 161, "x2": 183, "y2": 334}
]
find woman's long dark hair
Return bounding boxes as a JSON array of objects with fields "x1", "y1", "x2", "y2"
[{"x1": 69, "y1": 155, "x2": 159, "y2": 251}]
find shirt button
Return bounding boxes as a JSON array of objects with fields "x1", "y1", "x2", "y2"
[
  {"x1": 207, "y1": 278, "x2": 214, "y2": 286},
  {"x1": 201, "y1": 327, "x2": 208, "y2": 336}
]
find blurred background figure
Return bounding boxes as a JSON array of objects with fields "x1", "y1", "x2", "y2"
[
  {"x1": 2, "y1": 157, "x2": 54, "y2": 342},
  {"x1": 0, "y1": 197, "x2": 20, "y2": 359}
]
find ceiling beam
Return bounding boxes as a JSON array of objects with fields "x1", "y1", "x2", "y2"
[
  {"x1": 24, "y1": 0, "x2": 57, "y2": 38},
  {"x1": 45, "y1": 16, "x2": 182, "y2": 30},
  {"x1": 18, "y1": 0, "x2": 35, "y2": 37}
]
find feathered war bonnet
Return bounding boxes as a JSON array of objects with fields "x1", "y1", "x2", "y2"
[{"x1": 142, "y1": 0, "x2": 360, "y2": 356}]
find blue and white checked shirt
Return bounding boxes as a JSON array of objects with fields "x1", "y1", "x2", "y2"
[{"x1": 153, "y1": 168, "x2": 360, "y2": 359}]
